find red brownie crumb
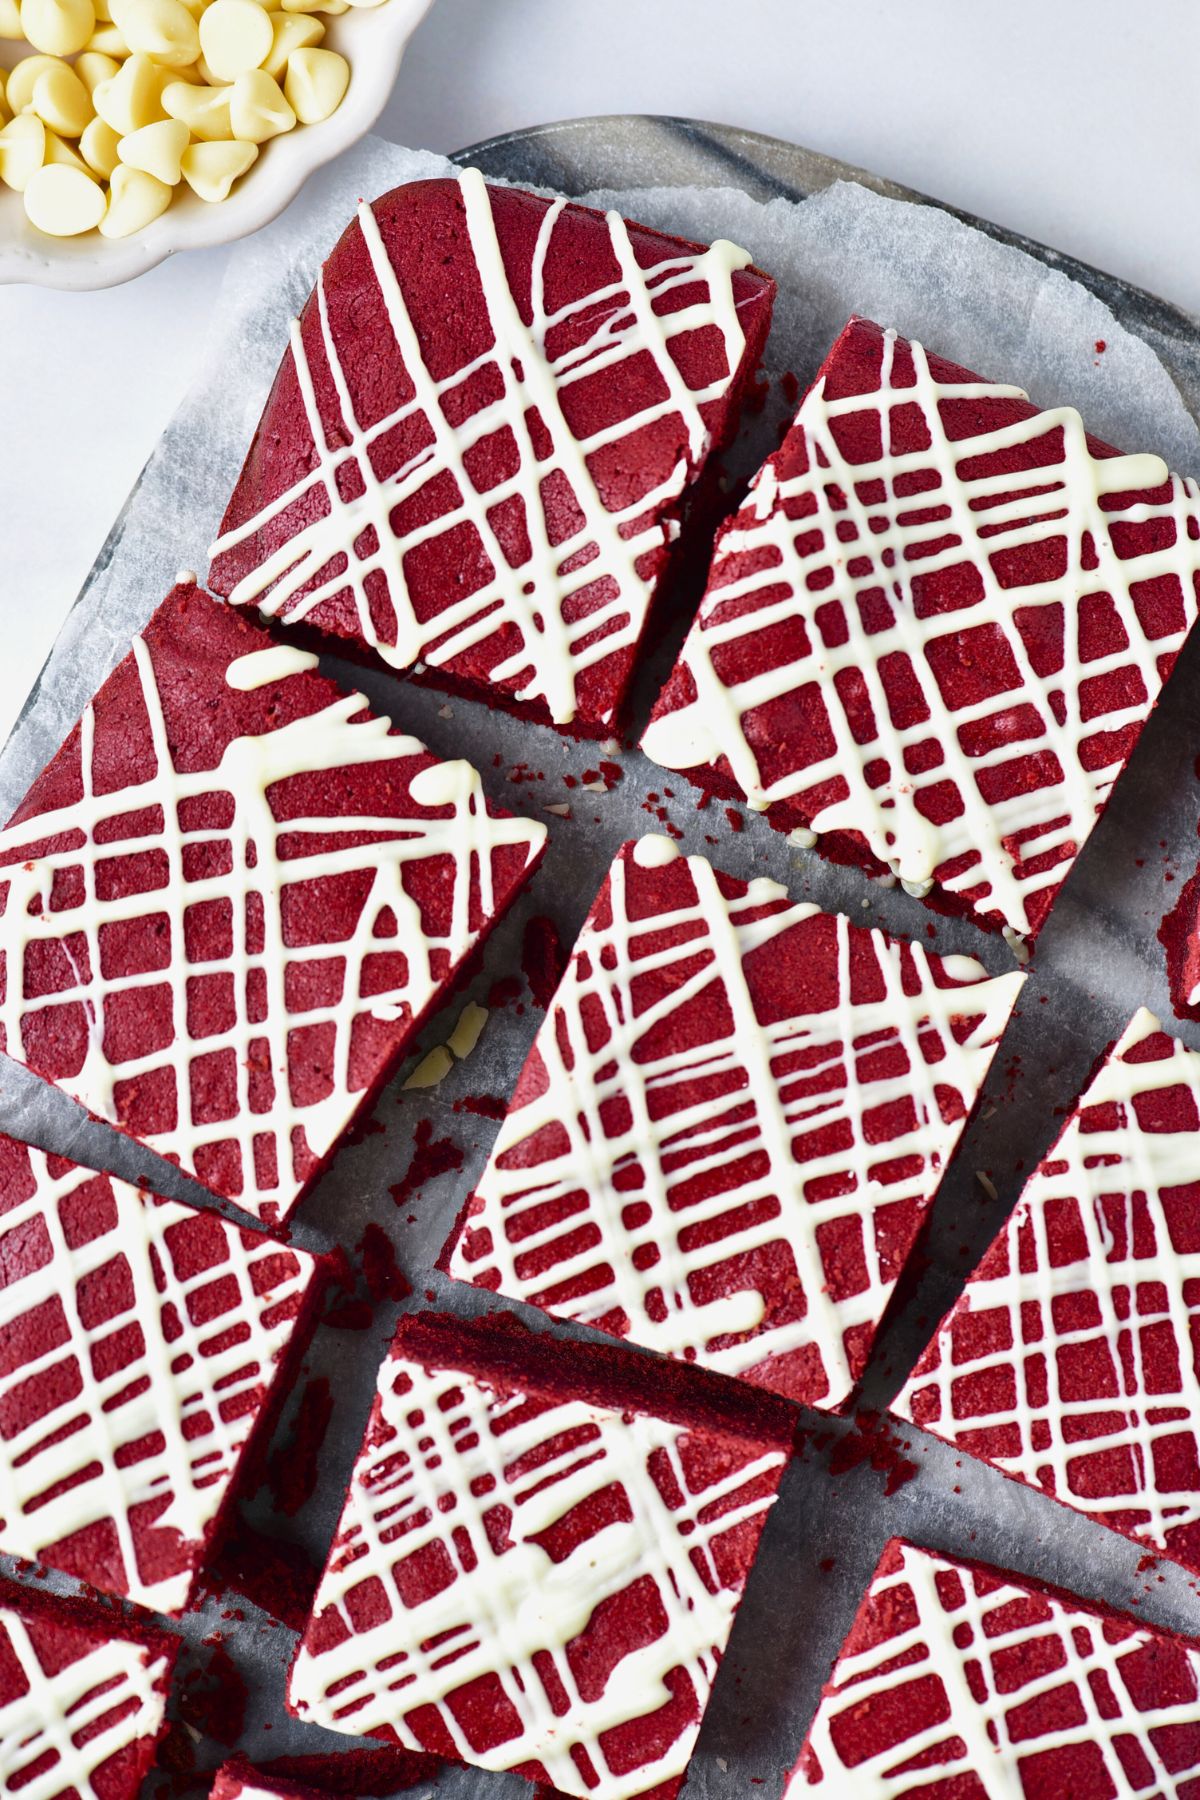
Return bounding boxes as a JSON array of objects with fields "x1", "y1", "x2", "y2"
[
  {"x1": 0, "y1": 582, "x2": 545, "y2": 1224},
  {"x1": 208, "y1": 172, "x2": 775, "y2": 738},
  {"x1": 1159, "y1": 864, "x2": 1200, "y2": 1021},
  {"x1": 791, "y1": 1537, "x2": 1200, "y2": 1792},
  {"x1": 0, "y1": 1570, "x2": 177, "y2": 1800},
  {"x1": 239, "y1": 1748, "x2": 440, "y2": 1796},
  {"x1": 287, "y1": 1310, "x2": 794, "y2": 1799},
  {"x1": 897, "y1": 1007, "x2": 1200, "y2": 1578},
  {"x1": 445, "y1": 835, "x2": 1022, "y2": 1409},
  {"x1": 0, "y1": 1130, "x2": 323, "y2": 1614},
  {"x1": 643, "y1": 315, "x2": 1200, "y2": 951}
]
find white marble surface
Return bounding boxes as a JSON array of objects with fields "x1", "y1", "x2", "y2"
[{"x1": 2, "y1": 0, "x2": 1196, "y2": 747}]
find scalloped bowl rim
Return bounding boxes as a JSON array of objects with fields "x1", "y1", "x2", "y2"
[{"x1": 0, "y1": 0, "x2": 433, "y2": 290}]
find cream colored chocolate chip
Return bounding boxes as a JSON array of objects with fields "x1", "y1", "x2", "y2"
[
  {"x1": 23, "y1": 160, "x2": 107, "y2": 231},
  {"x1": 283, "y1": 44, "x2": 345, "y2": 121},
  {"x1": 179, "y1": 133, "x2": 254, "y2": 198},
  {"x1": 109, "y1": 0, "x2": 199, "y2": 62},
  {"x1": 99, "y1": 157, "x2": 169, "y2": 232},
  {"x1": 260, "y1": 8, "x2": 319, "y2": 78},
  {"x1": 81, "y1": 19, "x2": 124, "y2": 47},
  {"x1": 0, "y1": 0, "x2": 22, "y2": 35},
  {"x1": 19, "y1": 0, "x2": 95, "y2": 54},
  {"x1": 228, "y1": 65, "x2": 292, "y2": 139},
  {"x1": 118, "y1": 113, "x2": 187, "y2": 181},
  {"x1": 0, "y1": 109, "x2": 46, "y2": 188},
  {"x1": 93, "y1": 52, "x2": 166, "y2": 132},
  {"x1": 5, "y1": 51, "x2": 64, "y2": 113},
  {"x1": 43, "y1": 126, "x2": 90, "y2": 169},
  {"x1": 161, "y1": 74, "x2": 230, "y2": 137},
  {"x1": 31, "y1": 61, "x2": 93, "y2": 133},
  {"x1": 75, "y1": 48, "x2": 120, "y2": 90},
  {"x1": 79, "y1": 110, "x2": 120, "y2": 172},
  {"x1": 198, "y1": 0, "x2": 270, "y2": 77},
  {"x1": 0, "y1": 70, "x2": 7, "y2": 124}
]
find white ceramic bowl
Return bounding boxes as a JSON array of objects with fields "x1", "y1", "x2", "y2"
[{"x1": 0, "y1": 0, "x2": 432, "y2": 289}]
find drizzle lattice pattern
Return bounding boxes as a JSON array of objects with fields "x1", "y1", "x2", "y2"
[
  {"x1": 289, "y1": 1351, "x2": 786, "y2": 1800},
  {"x1": 0, "y1": 1137, "x2": 318, "y2": 1613},
  {"x1": 450, "y1": 840, "x2": 1022, "y2": 1408},
  {"x1": 643, "y1": 321, "x2": 1200, "y2": 939},
  {"x1": 0, "y1": 624, "x2": 543, "y2": 1221},
  {"x1": 210, "y1": 169, "x2": 753, "y2": 727},
  {"x1": 793, "y1": 1539, "x2": 1200, "y2": 1795},
  {"x1": 897, "y1": 1008, "x2": 1200, "y2": 1572},
  {"x1": 0, "y1": 1602, "x2": 170, "y2": 1800}
]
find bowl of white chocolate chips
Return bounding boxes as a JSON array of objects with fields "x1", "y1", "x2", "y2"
[{"x1": 0, "y1": 0, "x2": 431, "y2": 285}]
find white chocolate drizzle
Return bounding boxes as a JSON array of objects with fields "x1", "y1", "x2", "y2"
[
  {"x1": 449, "y1": 837, "x2": 1022, "y2": 1406},
  {"x1": 896, "y1": 1007, "x2": 1200, "y2": 1559},
  {"x1": 0, "y1": 1600, "x2": 171, "y2": 1800},
  {"x1": 0, "y1": 1139, "x2": 319, "y2": 1614},
  {"x1": 643, "y1": 327, "x2": 1200, "y2": 938},
  {"x1": 289, "y1": 1346, "x2": 786, "y2": 1800},
  {"x1": 793, "y1": 1539, "x2": 1200, "y2": 1794},
  {"x1": 209, "y1": 168, "x2": 755, "y2": 727},
  {"x1": 0, "y1": 626, "x2": 545, "y2": 1221}
]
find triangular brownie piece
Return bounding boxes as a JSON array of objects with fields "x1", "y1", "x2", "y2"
[
  {"x1": 208, "y1": 169, "x2": 775, "y2": 736},
  {"x1": 287, "y1": 1311, "x2": 792, "y2": 1799},
  {"x1": 896, "y1": 1007, "x2": 1200, "y2": 1576},
  {"x1": 445, "y1": 835, "x2": 1022, "y2": 1408},
  {"x1": 0, "y1": 582, "x2": 545, "y2": 1223},
  {"x1": 0, "y1": 1130, "x2": 323, "y2": 1613},
  {"x1": 643, "y1": 315, "x2": 1200, "y2": 951},
  {"x1": 791, "y1": 1538, "x2": 1200, "y2": 1793}
]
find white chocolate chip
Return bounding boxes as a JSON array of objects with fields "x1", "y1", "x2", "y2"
[
  {"x1": 0, "y1": 71, "x2": 7, "y2": 124},
  {"x1": 447, "y1": 1001, "x2": 487, "y2": 1061},
  {"x1": 260, "y1": 7, "x2": 319, "y2": 77},
  {"x1": 403, "y1": 1045, "x2": 454, "y2": 1091},
  {"x1": 31, "y1": 60, "x2": 92, "y2": 133},
  {"x1": 19, "y1": 0, "x2": 94, "y2": 55},
  {"x1": 118, "y1": 113, "x2": 187, "y2": 181},
  {"x1": 228, "y1": 65, "x2": 292, "y2": 140},
  {"x1": 161, "y1": 75, "x2": 230, "y2": 137},
  {"x1": 23, "y1": 160, "x2": 106, "y2": 232},
  {"x1": 98, "y1": 157, "x2": 170, "y2": 232},
  {"x1": 5, "y1": 51, "x2": 64, "y2": 113},
  {"x1": 79, "y1": 111, "x2": 120, "y2": 173},
  {"x1": 179, "y1": 134, "x2": 255, "y2": 199},
  {"x1": 109, "y1": 0, "x2": 199, "y2": 63},
  {"x1": 282, "y1": 44, "x2": 345, "y2": 121},
  {"x1": 198, "y1": 0, "x2": 270, "y2": 77},
  {"x1": 0, "y1": 110, "x2": 45, "y2": 189},
  {"x1": 81, "y1": 19, "x2": 126, "y2": 48},
  {"x1": 43, "y1": 127, "x2": 90, "y2": 170},
  {"x1": 74, "y1": 47, "x2": 120, "y2": 90},
  {"x1": 0, "y1": 0, "x2": 22, "y2": 34},
  {"x1": 93, "y1": 51, "x2": 167, "y2": 132}
]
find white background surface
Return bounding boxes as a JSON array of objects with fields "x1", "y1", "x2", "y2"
[{"x1": 3, "y1": 0, "x2": 1198, "y2": 747}]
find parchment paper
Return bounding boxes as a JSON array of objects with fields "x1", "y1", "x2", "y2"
[{"x1": 6, "y1": 134, "x2": 1200, "y2": 1800}]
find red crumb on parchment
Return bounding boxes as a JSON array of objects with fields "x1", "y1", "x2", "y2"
[
  {"x1": 827, "y1": 1411, "x2": 919, "y2": 1496},
  {"x1": 177, "y1": 1642, "x2": 248, "y2": 1746},
  {"x1": 359, "y1": 1221, "x2": 409, "y2": 1304},
  {"x1": 389, "y1": 1118, "x2": 465, "y2": 1211},
  {"x1": 522, "y1": 915, "x2": 566, "y2": 1010},
  {"x1": 207, "y1": 1513, "x2": 320, "y2": 1631},
  {"x1": 454, "y1": 1093, "x2": 507, "y2": 1120},
  {"x1": 267, "y1": 1377, "x2": 334, "y2": 1517}
]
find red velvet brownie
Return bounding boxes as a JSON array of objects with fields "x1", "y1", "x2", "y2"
[
  {"x1": 0, "y1": 1129, "x2": 323, "y2": 1614},
  {"x1": 642, "y1": 316, "x2": 1200, "y2": 950},
  {"x1": 0, "y1": 1572, "x2": 177, "y2": 1800},
  {"x1": 207, "y1": 169, "x2": 776, "y2": 737},
  {"x1": 790, "y1": 1537, "x2": 1200, "y2": 1793},
  {"x1": 210, "y1": 1761, "x2": 329, "y2": 1800},
  {"x1": 896, "y1": 1008, "x2": 1200, "y2": 1577},
  {"x1": 444, "y1": 835, "x2": 1022, "y2": 1409},
  {"x1": 287, "y1": 1311, "x2": 793, "y2": 1800},
  {"x1": 1159, "y1": 869, "x2": 1200, "y2": 1022},
  {"x1": 0, "y1": 582, "x2": 545, "y2": 1224}
]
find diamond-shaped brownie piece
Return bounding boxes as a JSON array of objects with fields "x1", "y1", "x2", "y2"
[
  {"x1": 790, "y1": 1538, "x2": 1200, "y2": 1793},
  {"x1": 896, "y1": 1007, "x2": 1200, "y2": 1577},
  {"x1": 0, "y1": 582, "x2": 545, "y2": 1223},
  {"x1": 444, "y1": 835, "x2": 1022, "y2": 1408},
  {"x1": 0, "y1": 1573, "x2": 177, "y2": 1800},
  {"x1": 0, "y1": 1129, "x2": 323, "y2": 1613},
  {"x1": 287, "y1": 1311, "x2": 792, "y2": 1799},
  {"x1": 208, "y1": 171, "x2": 776, "y2": 736},
  {"x1": 643, "y1": 315, "x2": 1200, "y2": 949}
]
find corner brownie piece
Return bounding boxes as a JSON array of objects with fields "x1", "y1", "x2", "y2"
[
  {"x1": 0, "y1": 1573, "x2": 177, "y2": 1800},
  {"x1": 0, "y1": 1129, "x2": 323, "y2": 1614},
  {"x1": 790, "y1": 1538, "x2": 1200, "y2": 1793},
  {"x1": 208, "y1": 170, "x2": 776, "y2": 736},
  {"x1": 287, "y1": 1311, "x2": 792, "y2": 1799},
  {"x1": 445, "y1": 836, "x2": 1022, "y2": 1409},
  {"x1": 643, "y1": 316, "x2": 1200, "y2": 950},
  {"x1": 896, "y1": 1007, "x2": 1200, "y2": 1578},
  {"x1": 0, "y1": 582, "x2": 545, "y2": 1223}
]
